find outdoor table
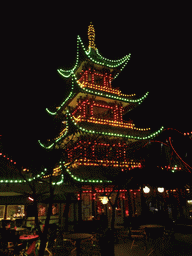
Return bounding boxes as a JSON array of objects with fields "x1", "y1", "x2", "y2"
[
  {"x1": 19, "y1": 235, "x2": 39, "y2": 251},
  {"x1": 19, "y1": 234, "x2": 39, "y2": 241},
  {"x1": 63, "y1": 233, "x2": 93, "y2": 256}
]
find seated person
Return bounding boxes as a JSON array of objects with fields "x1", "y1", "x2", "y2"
[{"x1": 5, "y1": 222, "x2": 11, "y2": 230}]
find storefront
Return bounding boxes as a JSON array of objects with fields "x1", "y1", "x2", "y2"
[
  {"x1": 0, "y1": 194, "x2": 27, "y2": 229},
  {"x1": 0, "y1": 194, "x2": 26, "y2": 216}
]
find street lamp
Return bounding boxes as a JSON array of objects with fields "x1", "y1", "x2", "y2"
[
  {"x1": 143, "y1": 186, "x2": 150, "y2": 194},
  {"x1": 157, "y1": 187, "x2": 164, "y2": 193},
  {"x1": 99, "y1": 195, "x2": 109, "y2": 205}
]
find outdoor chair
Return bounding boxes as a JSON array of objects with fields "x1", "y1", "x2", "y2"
[
  {"x1": 7, "y1": 242, "x2": 25, "y2": 256},
  {"x1": 164, "y1": 226, "x2": 175, "y2": 241},
  {"x1": 46, "y1": 234, "x2": 76, "y2": 256},
  {"x1": 164, "y1": 219, "x2": 175, "y2": 238},
  {"x1": 44, "y1": 235, "x2": 57, "y2": 256},
  {"x1": 145, "y1": 227, "x2": 164, "y2": 256},
  {"x1": 1, "y1": 230, "x2": 24, "y2": 255},
  {"x1": 52, "y1": 242, "x2": 75, "y2": 256},
  {"x1": 62, "y1": 237, "x2": 76, "y2": 255},
  {"x1": 117, "y1": 228, "x2": 130, "y2": 242},
  {"x1": 45, "y1": 241, "x2": 53, "y2": 256},
  {"x1": 25, "y1": 240, "x2": 37, "y2": 255},
  {"x1": 80, "y1": 234, "x2": 101, "y2": 256},
  {"x1": 7, "y1": 241, "x2": 15, "y2": 254},
  {"x1": 130, "y1": 228, "x2": 147, "y2": 250}
]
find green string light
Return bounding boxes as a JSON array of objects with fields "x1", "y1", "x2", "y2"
[
  {"x1": 52, "y1": 174, "x2": 64, "y2": 186},
  {"x1": 38, "y1": 140, "x2": 55, "y2": 149},
  {"x1": 46, "y1": 77, "x2": 76, "y2": 115},
  {"x1": 38, "y1": 113, "x2": 70, "y2": 149},
  {"x1": 0, "y1": 167, "x2": 48, "y2": 184},
  {"x1": 67, "y1": 110, "x2": 164, "y2": 140},
  {"x1": 63, "y1": 161, "x2": 112, "y2": 183}
]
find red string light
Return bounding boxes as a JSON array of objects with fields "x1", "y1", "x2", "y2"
[
  {"x1": 169, "y1": 137, "x2": 192, "y2": 172},
  {"x1": 0, "y1": 152, "x2": 16, "y2": 165}
]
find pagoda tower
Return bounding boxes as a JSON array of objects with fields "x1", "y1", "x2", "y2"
[{"x1": 39, "y1": 23, "x2": 164, "y2": 222}]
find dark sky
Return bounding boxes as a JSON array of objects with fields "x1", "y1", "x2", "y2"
[{"x1": 1, "y1": 6, "x2": 191, "y2": 169}]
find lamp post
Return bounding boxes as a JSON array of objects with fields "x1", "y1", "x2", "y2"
[
  {"x1": 157, "y1": 187, "x2": 164, "y2": 193},
  {"x1": 143, "y1": 186, "x2": 150, "y2": 194},
  {"x1": 99, "y1": 195, "x2": 109, "y2": 205}
]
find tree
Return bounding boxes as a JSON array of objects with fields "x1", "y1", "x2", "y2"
[{"x1": 16, "y1": 166, "x2": 55, "y2": 255}]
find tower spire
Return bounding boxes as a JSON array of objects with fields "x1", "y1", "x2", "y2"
[{"x1": 88, "y1": 22, "x2": 96, "y2": 50}]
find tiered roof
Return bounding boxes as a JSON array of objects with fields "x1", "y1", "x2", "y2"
[{"x1": 40, "y1": 24, "x2": 164, "y2": 150}]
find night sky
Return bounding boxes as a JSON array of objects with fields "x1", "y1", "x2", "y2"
[{"x1": 1, "y1": 5, "x2": 191, "y2": 169}]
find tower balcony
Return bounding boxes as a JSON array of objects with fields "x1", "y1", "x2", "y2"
[
  {"x1": 68, "y1": 158, "x2": 141, "y2": 169},
  {"x1": 73, "y1": 115, "x2": 150, "y2": 132},
  {"x1": 79, "y1": 80, "x2": 121, "y2": 95},
  {"x1": 78, "y1": 80, "x2": 136, "y2": 98}
]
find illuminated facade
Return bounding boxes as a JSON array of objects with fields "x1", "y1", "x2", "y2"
[{"x1": 39, "y1": 23, "x2": 164, "y2": 223}]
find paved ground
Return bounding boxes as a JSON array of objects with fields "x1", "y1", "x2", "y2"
[{"x1": 114, "y1": 233, "x2": 192, "y2": 256}]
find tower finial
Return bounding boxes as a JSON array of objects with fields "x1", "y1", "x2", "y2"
[{"x1": 88, "y1": 22, "x2": 96, "y2": 50}]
